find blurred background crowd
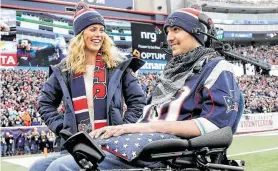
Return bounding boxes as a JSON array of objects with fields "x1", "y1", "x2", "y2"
[{"x1": 232, "y1": 45, "x2": 278, "y2": 65}]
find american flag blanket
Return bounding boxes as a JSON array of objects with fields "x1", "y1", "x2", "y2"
[{"x1": 95, "y1": 133, "x2": 178, "y2": 161}]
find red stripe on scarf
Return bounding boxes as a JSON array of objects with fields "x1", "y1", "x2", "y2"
[
  {"x1": 73, "y1": 97, "x2": 88, "y2": 111},
  {"x1": 95, "y1": 120, "x2": 107, "y2": 129},
  {"x1": 74, "y1": 73, "x2": 83, "y2": 78}
]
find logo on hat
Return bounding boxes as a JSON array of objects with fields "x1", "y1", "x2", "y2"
[
  {"x1": 166, "y1": 18, "x2": 176, "y2": 27},
  {"x1": 91, "y1": 16, "x2": 99, "y2": 21}
]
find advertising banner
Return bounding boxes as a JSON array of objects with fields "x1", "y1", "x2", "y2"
[
  {"x1": 14, "y1": 10, "x2": 132, "y2": 67},
  {"x1": 213, "y1": 19, "x2": 278, "y2": 25},
  {"x1": 0, "y1": 9, "x2": 16, "y2": 66},
  {"x1": 139, "y1": 60, "x2": 167, "y2": 74},
  {"x1": 0, "y1": 53, "x2": 17, "y2": 66},
  {"x1": 216, "y1": 29, "x2": 224, "y2": 40},
  {"x1": 59, "y1": 0, "x2": 134, "y2": 9},
  {"x1": 131, "y1": 23, "x2": 170, "y2": 72},
  {"x1": 237, "y1": 113, "x2": 278, "y2": 133},
  {"x1": 224, "y1": 32, "x2": 252, "y2": 38},
  {"x1": 16, "y1": 10, "x2": 71, "y2": 67}
]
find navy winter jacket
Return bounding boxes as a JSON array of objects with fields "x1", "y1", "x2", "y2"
[{"x1": 38, "y1": 57, "x2": 146, "y2": 148}]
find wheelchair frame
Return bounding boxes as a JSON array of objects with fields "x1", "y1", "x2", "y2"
[{"x1": 61, "y1": 127, "x2": 245, "y2": 171}]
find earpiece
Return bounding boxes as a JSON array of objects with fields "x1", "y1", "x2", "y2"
[
  {"x1": 192, "y1": 12, "x2": 216, "y2": 47},
  {"x1": 200, "y1": 23, "x2": 208, "y2": 43}
]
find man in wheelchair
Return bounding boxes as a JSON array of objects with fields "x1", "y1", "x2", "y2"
[{"x1": 45, "y1": 7, "x2": 245, "y2": 171}]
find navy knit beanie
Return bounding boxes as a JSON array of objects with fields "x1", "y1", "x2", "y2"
[
  {"x1": 163, "y1": 8, "x2": 205, "y2": 46},
  {"x1": 73, "y1": 1, "x2": 105, "y2": 35}
]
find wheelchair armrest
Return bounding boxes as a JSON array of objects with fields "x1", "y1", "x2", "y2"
[
  {"x1": 189, "y1": 126, "x2": 233, "y2": 149},
  {"x1": 137, "y1": 139, "x2": 189, "y2": 161},
  {"x1": 137, "y1": 127, "x2": 233, "y2": 161}
]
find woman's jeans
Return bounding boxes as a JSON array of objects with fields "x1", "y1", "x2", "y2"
[
  {"x1": 24, "y1": 145, "x2": 31, "y2": 154},
  {"x1": 29, "y1": 151, "x2": 165, "y2": 171}
]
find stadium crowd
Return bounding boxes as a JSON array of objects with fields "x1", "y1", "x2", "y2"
[
  {"x1": 238, "y1": 75, "x2": 278, "y2": 113},
  {"x1": 233, "y1": 45, "x2": 278, "y2": 65},
  {"x1": 0, "y1": 69, "x2": 49, "y2": 127}
]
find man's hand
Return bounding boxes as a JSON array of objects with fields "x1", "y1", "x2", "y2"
[{"x1": 89, "y1": 123, "x2": 151, "y2": 139}]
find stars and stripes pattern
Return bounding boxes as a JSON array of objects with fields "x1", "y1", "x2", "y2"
[{"x1": 95, "y1": 133, "x2": 178, "y2": 161}]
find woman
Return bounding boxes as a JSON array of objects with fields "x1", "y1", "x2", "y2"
[
  {"x1": 46, "y1": 131, "x2": 55, "y2": 153},
  {"x1": 16, "y1": 133, "x2": 25, "y2": 155},
  {"x1": 29, "y1": 1, "x2": 145, "y2": 171}
]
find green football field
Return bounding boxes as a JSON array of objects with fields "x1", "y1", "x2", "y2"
[{"x1": 1, "y1": 131, "x2": 278, "y2": 171}]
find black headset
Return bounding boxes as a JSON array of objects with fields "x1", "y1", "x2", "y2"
[
  {"x1": 192, "y1": 12, "x2": 216, "y2": 48},
  {"x1": 161, "y1": 11, "x2": 231, "y2": 55}
]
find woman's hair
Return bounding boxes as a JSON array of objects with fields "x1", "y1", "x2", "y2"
[{"x1": 66, "y1": 31, "x2": 118, "y2": 73}]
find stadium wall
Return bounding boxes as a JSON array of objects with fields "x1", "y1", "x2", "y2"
[
  {"x1": 2, "y1": 113, "x2": 278, "y2": 140},
  {"x1": 236, "y1": 113, "x2": 278, "y2": 134}
]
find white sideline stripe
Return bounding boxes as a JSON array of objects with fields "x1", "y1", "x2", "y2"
[
  {"x1": 234, "y1": 130, "x2": 278, "y2": 137},
  {"x1": 3, "y1": 154, "x2": 58, "y2": 168},
  {"x1": 228, "y1": 147, "x2": 278, "y2": 157}
]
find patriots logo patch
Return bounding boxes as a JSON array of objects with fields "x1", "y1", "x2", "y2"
[
  {"x1": 223, "y1": 90, "x2": 238, "y2": 113},
  {"x1": 166, "y1": 18, "x2": 176, "y2": 27}
]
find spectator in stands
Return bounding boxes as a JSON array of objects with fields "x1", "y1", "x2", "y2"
[
  {"x1": 30, "y1": 128, "x2": 40, "y2": 154},
  {"x1": 24, "y1": 132, "x2": 31, "y2": 155},
  {"x1": 46, "y1": 131, "x2": 56, "y2": 153},
  {"x1": 23, "y1": 111, "x2": 31, "y2": 126},
  {"x1": 8, "y1": 117, "x2": 15, "y2": 127},
  {"x1": 5, "y1": 132, "x2": 14, "y2": 156},
  {"x1": 1, "y1": 115, "x2": 9, "y2": 127},
  {"x1": 15, "y1": 116, "x2": 23, "y2": 126},
  {"x1": 31, "y1": 118, "x2": 40, "y2": 126},
  {"x1": 29, "y1": 1, "x2": 146, "y2": 171},
  {"x1": 16, "y1": 133, "x2": 25, "y2": 155},
  {"x1": 42, "y1": 7, "x2": 242, "y2": 171},
  {"x1": 39, "y1": 131, "x2": 48, "y2": 153},
  {"x1": 1, "y1": 133, "x2": 7, "y2": 157}
]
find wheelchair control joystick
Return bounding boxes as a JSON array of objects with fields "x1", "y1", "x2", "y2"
[{"x1": 61, "y1": 130, "x2": 106, "y2": 171}]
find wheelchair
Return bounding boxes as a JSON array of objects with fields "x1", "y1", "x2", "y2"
[{"x1": 60, "y1": 126, "x2": 245, "y2": 171}]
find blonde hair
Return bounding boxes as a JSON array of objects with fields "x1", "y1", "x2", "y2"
[{"x1": 66, "y1": 32, "x2": 118, "y2": 74}]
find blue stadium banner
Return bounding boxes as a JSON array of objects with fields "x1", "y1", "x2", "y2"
[
  {"x1": 224, "y1": 32, "x2": 252, "y2": 38},
  {"x1": 60, "y1": 0, "x2": 133, "y2": 9},
  {"x1": 232, "y1": 20, "x2": 278, "y2": 25},
  {"x1": 139, "y1": 60, "x2": 168, "y2": 73},
  {"x1": 214, "y1": 19, "x2": 278, "y2": 25}
]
